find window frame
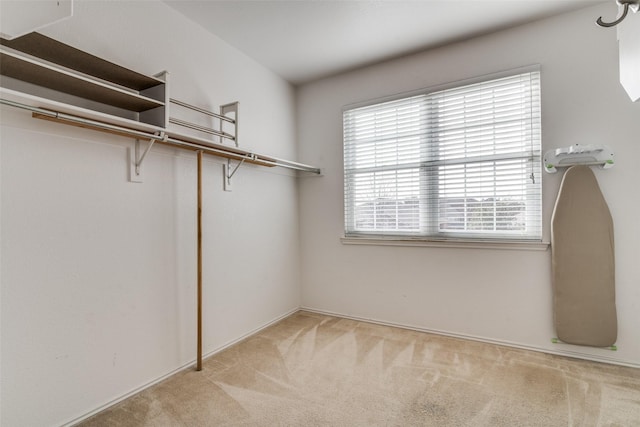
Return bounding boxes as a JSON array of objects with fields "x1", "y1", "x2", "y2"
[{"x1": 342, "y1": 65, "x2": 543, "y2": 244}]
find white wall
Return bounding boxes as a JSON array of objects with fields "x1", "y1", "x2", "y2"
[
  {"x1": 297, "y1": 4, "x2": 640, "y2": 367},
  {"x1": 2, "y1": 3, "x2": 639, "y2": 425},
  {"x1": 0, "y1": 1, "x2": 301, "y2": 426}
]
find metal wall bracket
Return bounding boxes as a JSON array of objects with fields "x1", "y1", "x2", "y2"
[
  {"x1": 223, "y1": 157, "x2": 246, "y2": 191},
  {"x1": 129, "y1": 132, "x2": 165, "y2": 183},
  {"x1": 220, "y1": 102, "x2": 239, "y2": 147}
]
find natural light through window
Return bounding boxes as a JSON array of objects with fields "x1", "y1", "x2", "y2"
[{"x1": 343, "y1": 69, "x2": 542, "y2": 241}]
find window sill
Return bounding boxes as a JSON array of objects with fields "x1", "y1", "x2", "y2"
[{"x1": 340, "y1": 236, "x2": 550, "y2": 251}]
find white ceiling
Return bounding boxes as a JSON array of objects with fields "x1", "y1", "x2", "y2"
[{"x1": 164, "y1": 0, "x2": 606, "y2": 85}]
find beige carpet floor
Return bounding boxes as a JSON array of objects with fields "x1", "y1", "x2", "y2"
[{"x1": 80, "y1": 311, "x2": 640, "y2": 426}]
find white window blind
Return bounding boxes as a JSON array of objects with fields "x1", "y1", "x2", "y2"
[{"x1": 343, "y1": 70, "x2": 542, "y2": 241}]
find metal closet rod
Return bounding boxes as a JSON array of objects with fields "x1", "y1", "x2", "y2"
[
  {"x1": 168, "y1": 117, "x2": 235, "y2": 141},
  {"x1": 170, "y1": 98, "x2": 235, "y2": 123},
  {"x1": 0, "y1": 98, "x2": 321, "y2": 174}
]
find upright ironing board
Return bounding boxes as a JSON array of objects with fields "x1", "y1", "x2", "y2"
[{"x1": 551, "y1": 165, "x2": 617, "y2": 347}]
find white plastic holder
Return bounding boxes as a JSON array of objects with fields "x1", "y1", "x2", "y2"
[{"x1": 543, "y1": 144, "x2": 614, "y2": 173}]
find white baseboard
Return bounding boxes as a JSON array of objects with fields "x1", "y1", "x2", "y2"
[
  {"x1": 62, "y1": 307, "x2": 299, "y2": 427},
  {"x1": 62, "y1": 305, "x2": 637, "y2": 426},
  {"x1": 300, "y1": 306, "x2": 640, "y2": 369}
]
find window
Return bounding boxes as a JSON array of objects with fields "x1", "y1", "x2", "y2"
[{"x1": 343, "y1": 68, "x2": 541, "y2": 241}]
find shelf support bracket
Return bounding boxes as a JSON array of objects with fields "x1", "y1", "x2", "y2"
[
  {"x1": 129, "y1": 131, "x2": 165, "y2": 183},
  {"x1": 220, "y1": 102, "x2": 239, "y2": 147},
  {"x1": 223, "y1": 157, "x2": 247, "y2": 191}
]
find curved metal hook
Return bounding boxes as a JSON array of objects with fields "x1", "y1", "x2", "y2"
[
  {"x1": 596, "y1": 0, "x2": 639, "y2": 27},
  {"x1": 597, "y1": 3, "x2": 630, "y2": 27}
]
